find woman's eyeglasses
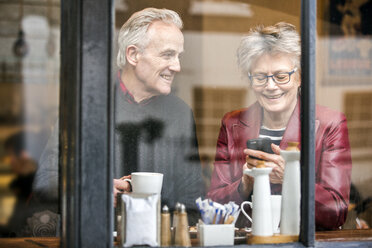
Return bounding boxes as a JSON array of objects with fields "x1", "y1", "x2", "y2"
[{"x1": 248, "y1": 67, "x2": 298, "y2": 87}]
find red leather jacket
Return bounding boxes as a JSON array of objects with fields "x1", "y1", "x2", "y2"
[{"x1": 207, "y1": 101, "x2": 352, "y2": 230}]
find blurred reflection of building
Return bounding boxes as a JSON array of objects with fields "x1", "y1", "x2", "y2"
[{"x1": 0, "y1": 0, "x2": 60, "y2": 237}]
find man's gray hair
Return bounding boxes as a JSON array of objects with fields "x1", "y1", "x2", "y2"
[
  {"x1": 117, "y1": 8, "x2": 183, "y2": 69},
  {"x1": 237, "y1": 22, "x2": 301, "y2": 76}
]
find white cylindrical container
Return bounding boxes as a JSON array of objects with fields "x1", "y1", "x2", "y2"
[
  {"x1": 280, "y1": 143, "x2": 301, "y2": 235},
  {"x1": 244, "y1": 166, "x2": 273, "y2": 236}
]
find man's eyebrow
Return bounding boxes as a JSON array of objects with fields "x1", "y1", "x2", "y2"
[
  {"x1": 160, "y1": 49, "x2": 184, "y2": 55},
  {"x1": 160, "y1": 49, "x2": 176, "y2": 54}
]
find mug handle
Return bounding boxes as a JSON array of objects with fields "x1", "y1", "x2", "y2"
[
  {"x1": 240, "y1": 201, "x2": 253, "y2": 223},
  {"x1": 122, "y1": 178, "x2": 132, "y2": 191}
]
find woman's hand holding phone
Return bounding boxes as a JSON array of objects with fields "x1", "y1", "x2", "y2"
[{"x1": 244, "y1": 141, "x2": 285, "y2": 184}]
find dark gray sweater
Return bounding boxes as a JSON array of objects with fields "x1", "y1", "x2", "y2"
[{"x1": 115, "y1": 84, "x2": 204, "y2": 223}]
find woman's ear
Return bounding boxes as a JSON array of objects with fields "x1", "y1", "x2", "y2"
[{"x1": 126, "y1": 45, "x2": 139, "y2": 66}]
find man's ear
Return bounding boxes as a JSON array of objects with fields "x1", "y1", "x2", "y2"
[{"x1": 126, "y1": 45, "x2": 139, "y2": 66}]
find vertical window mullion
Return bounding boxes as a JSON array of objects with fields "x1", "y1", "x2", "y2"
[
  {"x1": 300, "y1": 0, "x2": 316, "y2": 246},
  {"x1": 60, "y1": 0, "x2": 113, "y2": 247}
]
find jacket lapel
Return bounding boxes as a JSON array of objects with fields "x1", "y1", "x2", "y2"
[
  {"x1": 315, "y1": 120, "x2": 320, "y2": 134},
  {"x1": 281, "y1": 102, "x2": 301, "y2": 149},
  {"x1": 233, "y1": 102, "x2": 262, "y2": 144}
]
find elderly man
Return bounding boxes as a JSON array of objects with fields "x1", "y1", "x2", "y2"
[{"x1": 113, "y1": 8, "x2": 203, "y2": 224}]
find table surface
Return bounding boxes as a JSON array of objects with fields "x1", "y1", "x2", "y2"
[{"x1": 0, "y1": 229, "x2": 371, "y2": 247}]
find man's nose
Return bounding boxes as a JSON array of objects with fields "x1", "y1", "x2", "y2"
[{"x1": 169, "y1": 57, "x2": 181, "y2": 72}]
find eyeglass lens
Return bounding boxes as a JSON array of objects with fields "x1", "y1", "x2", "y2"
[{"x1": 250, "y1": 70, "x2": 295, "y2": 86}]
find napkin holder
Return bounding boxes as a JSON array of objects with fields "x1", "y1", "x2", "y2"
[
  {"x1": 198, "y1": 223, "x2": 234, "y2": 246},
  {"x1": 117, "y1": 193, "x2": 161, "y2": 247}
]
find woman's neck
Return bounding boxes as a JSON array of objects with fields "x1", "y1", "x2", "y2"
[{"x1": 262, "y1": 101, "x2": 297, "y2": 129}]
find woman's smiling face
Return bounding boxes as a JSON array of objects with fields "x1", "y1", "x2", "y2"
[{"x1": 250, "y1": 53, "x2": 300, "y2": 116}]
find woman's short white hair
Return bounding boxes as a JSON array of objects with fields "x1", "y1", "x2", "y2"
[
  {"x1": 117, "y1": 8, "x2": 183, "y2": 69},
  {"x1": 237, "y1": 22, "x2": 301, "y2": 76}
]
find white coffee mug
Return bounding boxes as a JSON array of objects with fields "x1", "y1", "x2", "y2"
[
  {"x1": 241, "y1": 195, "x2": 282, "y2": 233},
  {"x1": 124, "y1": 172, "x2": 163, "y2": 194}
]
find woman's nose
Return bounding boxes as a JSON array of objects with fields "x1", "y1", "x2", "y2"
[{"x1": 265, "y1": 76, "x2": 278, "y2": 89}]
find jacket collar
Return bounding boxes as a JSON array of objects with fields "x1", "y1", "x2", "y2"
[{"x1": 239, "y1": 102, "x2": 263, "y2": 128}]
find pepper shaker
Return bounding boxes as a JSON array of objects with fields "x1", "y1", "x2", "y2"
[
  {"x1": 175, "y1": 204, "x2": 191, "y2": 247},
  {"x1": 172, "y1": 202, "x2": 181, "y2": 244},
  {"x1": 161, "y1": 205, "x2": 171, "y2": 246}
]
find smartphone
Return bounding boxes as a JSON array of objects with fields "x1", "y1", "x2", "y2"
[{"x1": 246, "y1": 138, "x2": 274, "y2": 160}]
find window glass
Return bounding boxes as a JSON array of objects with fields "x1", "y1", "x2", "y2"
[
  {"x1": 0, "y1": 0, "x2": 60, "y2": 238},
  {"x1": 113, "y1": 0, "x2": 306, "y2": 245},
  {"x1": 316, "y1": 0, "x2": 372, "y2": 236}
]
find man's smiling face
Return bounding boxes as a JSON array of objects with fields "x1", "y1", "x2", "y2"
[{"x1": 134, "y1": 21, "x2": 184, "y2": 97}]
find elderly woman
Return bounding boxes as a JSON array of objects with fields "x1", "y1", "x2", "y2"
[{"x1": 207, "y1": 22, "x2": 352, "y2": 230}]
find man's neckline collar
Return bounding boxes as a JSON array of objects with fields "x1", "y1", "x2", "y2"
[{"x1": 118, "y1": 71, "x2": 157, "y2": 106}]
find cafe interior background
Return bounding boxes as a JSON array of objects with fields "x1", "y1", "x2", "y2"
[{"x1": 0, "y1": 0, "x2": 371, "y2": 238}]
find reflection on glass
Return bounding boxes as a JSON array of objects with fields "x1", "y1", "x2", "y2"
[
  {"x1": 318, "y1": 0, "x2": 372, "y2": 234},
  {"x1": 0, "y1": 0, "x2": 60, "y2": 238}
]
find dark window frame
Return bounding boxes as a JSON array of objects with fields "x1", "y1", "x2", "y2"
[
  {"x1": 60, "y1": 0, "x2": 114, "y2": 247},
  {"x1": 59, "y1": 0, "x2": 372, "y2": 247}
]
